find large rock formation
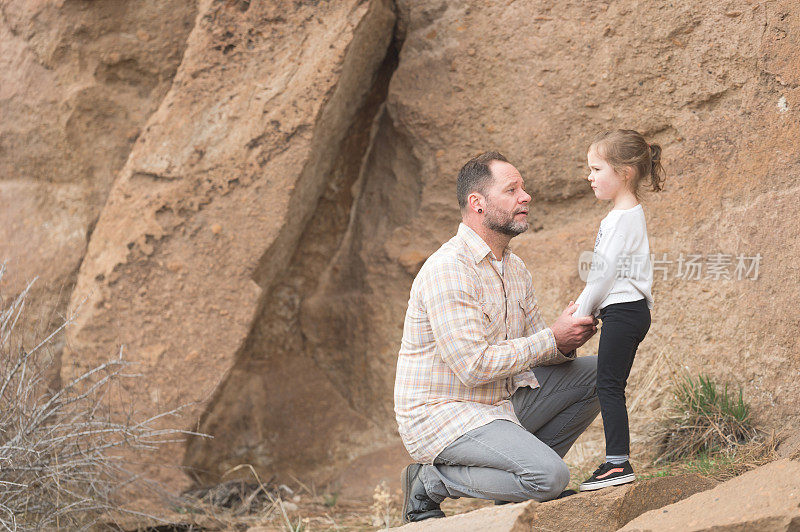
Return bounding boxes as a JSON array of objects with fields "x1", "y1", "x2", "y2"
[
  {"x1": 63, "y1": 0, "x2": 397, "y2": 489},
  {"x1": 1, "y1": 0, "x2": 792, "y2": 495},
  {"x1": 368, "y1": 0, "x2": 800, "y2": 468},
  {"x1": 0, "y1": 0, "x2": 196, "y2": 310}
]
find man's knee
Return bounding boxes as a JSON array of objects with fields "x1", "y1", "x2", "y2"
[
  {"x1": 519, "y1": 457, "x2": 570, "y2": 500},
  {"x1": 542, "y1": 459, "x2": 571, "y2": 497}
]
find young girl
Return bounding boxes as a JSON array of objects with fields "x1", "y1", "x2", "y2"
[{"x1": 573, "y1": 129, "x2": 665, "y2": 491}]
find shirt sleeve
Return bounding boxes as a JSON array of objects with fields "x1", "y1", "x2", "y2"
[
  {"x1": 574, "y1": 219, "x2": 628, "y2": 318},
  {"x1": 421, "y1": 259, "x2": 568, "y2": 388}
]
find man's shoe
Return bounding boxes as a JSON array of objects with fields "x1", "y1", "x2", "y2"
[
  {"x1": 401, "y1": 464, "x2": 446, "y2": 523},
  {"x1": 579, "y1": 461, "x2": 635, "y2": 491},
  {"x1": 495, "y1": 489, "x2": 576, "y2": 505}
]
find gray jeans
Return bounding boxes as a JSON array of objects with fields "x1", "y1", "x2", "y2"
[{"x1": 419, "y1": 355, "x2": 599, "y2": 503}]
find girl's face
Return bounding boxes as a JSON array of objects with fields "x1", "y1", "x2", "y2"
[{"x1": 586, "y1": 146, "x2": 630, "y2": 202}]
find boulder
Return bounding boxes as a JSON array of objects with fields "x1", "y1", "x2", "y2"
[
  {"x1": 777, "y1": 425, "x2": 800, "y2": 460},
  {"x1": 390, "y1": 474, "x2": 716, "y2": 531},
  {"x1": 621, "y1": 460, "x2": 800, "y2": 531}
]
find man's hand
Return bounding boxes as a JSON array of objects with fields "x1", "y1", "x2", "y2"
[{"x1": 550, "y1": 301, "x2": 598, "y2": 354}]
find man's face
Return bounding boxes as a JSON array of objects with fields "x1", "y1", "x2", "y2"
[{"x1": 482, "y1": 161, "x2": 532, "y2": 237}]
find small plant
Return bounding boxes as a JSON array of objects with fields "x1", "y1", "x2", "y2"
[
  {"x1": 638, "y1": 468, "x2": 673, "y2": 480},
  {"x1": 323, "y1": 491, "x2": 339, "y2": 508},
  {"x1": 680, "y1": 449, "x2": 736, "y2": 476},
  {"x1": 370, "y1": 481, "x2": 394, "y2": 529},
  {"x1": 653, "y1": 373, "x2": 760, "y2": 464}
]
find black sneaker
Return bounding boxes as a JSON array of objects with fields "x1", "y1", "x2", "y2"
[
  {"x1": 401, "y1": 464, "x2": 446, "y2": 523},
  {"x1": 555, "y1": 489, "x2": 578, "y2": 499},
  {"x1": 495, "y1": 489, "x2": 576, "y2": 505},
  {"x1": 579, "y1": 461, "x2": 635, "y2": 491}
]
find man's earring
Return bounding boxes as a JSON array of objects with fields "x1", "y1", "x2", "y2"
[{"x1": 478, "y1": 208, "x2": 483, "y2": 213}]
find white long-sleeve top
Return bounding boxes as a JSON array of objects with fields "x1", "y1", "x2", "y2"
[{"x1": 574, "y1": 204, "x2": 654, "y2": 318}]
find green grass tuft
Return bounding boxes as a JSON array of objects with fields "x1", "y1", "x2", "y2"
[
  {"x1": 674, "y1": 374, "x2": 749, "y2": 424},
  {"x1": 653, "y1": 373, "x2": 760, "y2": 464}
]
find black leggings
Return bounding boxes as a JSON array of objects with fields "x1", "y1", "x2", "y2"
[{"x1": 597, "y1": 298, "x2": 651, "y2": 456}]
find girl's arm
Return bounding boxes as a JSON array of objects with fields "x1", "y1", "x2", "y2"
[{"x1": 574, "y1": 224, "x2": 628, "y2": 318}]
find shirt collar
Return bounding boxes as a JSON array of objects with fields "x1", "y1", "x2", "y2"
[{"x1": 457, "y1": 223, "x2": 512, "y2": 264}]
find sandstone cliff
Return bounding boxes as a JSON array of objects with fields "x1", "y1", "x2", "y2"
[{"x1": 0, "y1": 0, "x2": 196, "y2": 317}]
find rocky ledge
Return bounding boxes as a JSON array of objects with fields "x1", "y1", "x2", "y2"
[{"x1": 391, "y1": 459, "x2": 800, "y2": 532}]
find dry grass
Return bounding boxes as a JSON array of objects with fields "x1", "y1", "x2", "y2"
[
  {"x1": 0, "y1": 267, "x2": 201, "y2": 530},
  {"x1": 179, "y1": 465, "x2": 319, "y2": 531},
  {"x1": 174, "y1": 464, "x2": 377, "y2": 531},
  {"x1": 638, "y1": 432, "x2": 778, "y2": 483},
  {"x1": 172, "y1": 476, "x2": 494, "y2": 531}
]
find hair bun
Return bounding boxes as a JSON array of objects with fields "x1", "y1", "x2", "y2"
[{"x1": 649, "y1": 143, "x2": 662, "y2": 162}]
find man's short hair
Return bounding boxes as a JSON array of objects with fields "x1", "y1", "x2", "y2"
[{"x1": 456, "y1": 151, "x2": 509, "y2": 210}]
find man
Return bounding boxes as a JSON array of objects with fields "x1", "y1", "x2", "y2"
[{"x1": 394, "y1": 152, "x2": 600, "y2": 523}]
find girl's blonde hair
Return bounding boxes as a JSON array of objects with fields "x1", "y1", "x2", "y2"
[{"x1": 591, "y1": 129, "x2": 666, "y2": 198}]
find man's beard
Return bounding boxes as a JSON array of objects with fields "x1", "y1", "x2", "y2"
[{"x1": 483, "y1": 199, "x2": 529, "y2": 236}]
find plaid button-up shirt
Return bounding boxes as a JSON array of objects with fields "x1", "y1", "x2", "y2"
[{"x1": 394, "y1": 223, "x2": 574, "y2": 464}]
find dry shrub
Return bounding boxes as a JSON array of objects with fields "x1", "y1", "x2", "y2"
[{"x1": 0, "y1": 268, "x2": 198, "y2": 530}]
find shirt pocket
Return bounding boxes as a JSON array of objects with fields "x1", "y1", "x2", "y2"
[{"x1": 480, "y1": 301, "x2": 505, "y2": 343}]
